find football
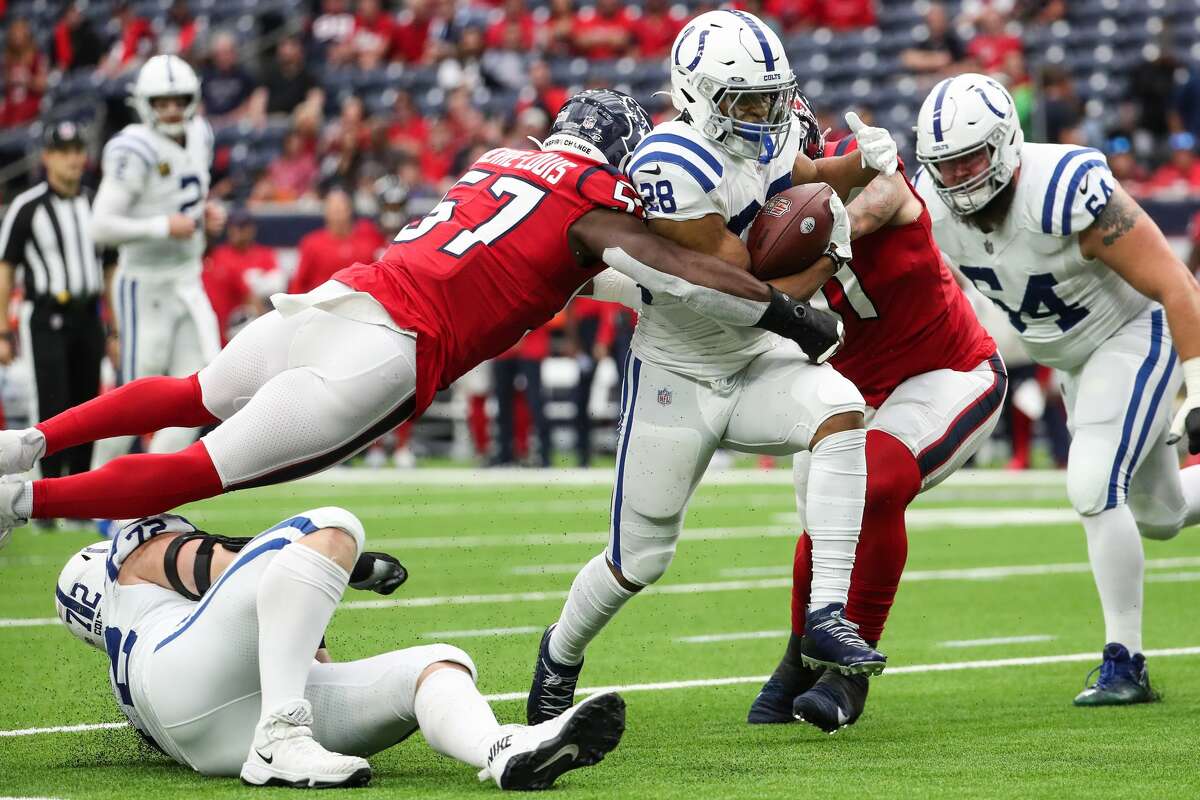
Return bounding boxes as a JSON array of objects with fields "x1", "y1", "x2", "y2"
[{"x1": 746, "y1": 184, "x2": 836, "y2": 281}]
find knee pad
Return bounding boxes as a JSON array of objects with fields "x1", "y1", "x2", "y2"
[
  {"x1": 304, "y1": 506, "x2": 367, "y2": 557},
  {"x1": 407, "y1": 643, "x2": 479, "y2": 683},
  {"x1": 611, "y1": 516, "x2": 680, "y2": 587},
  {"x1": 1066, "y1": 431, "x2": 1118, "y2": 517}
]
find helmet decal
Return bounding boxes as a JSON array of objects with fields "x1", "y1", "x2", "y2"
[
  {"x1": 729, "y1": 10, "x2": 775, "y2": 70},
  {"x1": 930, "y1": 78, "x2": 953, "y2": 142}
]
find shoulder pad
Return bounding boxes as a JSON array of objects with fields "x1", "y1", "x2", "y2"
[
  {"x1": 1025, "y1": 144, "x2": 1112, "y2": 237},
  {"x1": 106, "y1": 514, "x2": 198, "y2": 581},
  {"x1": 575, "y1": 162, "x2": 645, "y2": 218},
  {"x1": 628, "y1": 122, "x2": 725, "y2": 195}
]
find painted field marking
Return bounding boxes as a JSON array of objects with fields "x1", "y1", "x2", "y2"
[
  {"x1": 0, "y1": 618, "x2": 58, "y2": 628},
  {"x1": 419, "y1": 626, "x2": 542, "y2": 639},
  {"x1": 938, "y1": 635, "x2": 1056, "y2": 648},
  {"x1": 676, "y1": 630, "x2": 788, "y2": 644}
]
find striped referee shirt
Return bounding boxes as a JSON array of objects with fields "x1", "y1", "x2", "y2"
[{"x1": 0, "y1": 182, "x2": 104, "y2": 302}]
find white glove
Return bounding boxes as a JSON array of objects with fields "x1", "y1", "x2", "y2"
[
  {"x1": 825, "y1": 191, "x2": 852, "y2": 266},
  {"x1": 846, "y1": 111, "x2": 898, "y2": 176},
  {"x1": 1167, "y1": 358, "x2": 1200, "y2": 454}
]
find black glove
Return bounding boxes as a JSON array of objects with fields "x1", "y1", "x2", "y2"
[
  {"x1": 755, "y1": 286, "x2": 844, "y2": 364},
  {"x1": 350, "y1": 551, "x2": 408, "y2": 595}
]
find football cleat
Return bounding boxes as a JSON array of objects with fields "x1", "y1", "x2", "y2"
[
  {"x1": 0, "y1": 428, "x2": 45, "y2": 475},
  {"x1": 480, "y1": 692, "x2": 626, "y2": 791},
  {"x1": 1073, "y1": 643, "x2": 1161, "y2": 707},
  {"x1": 240, "y1": 699, "x2": 372, "y2": 789},
  {"x1": 793, "y1": 669, "x2": 870, "y2": 734},
  {"x1": 800, "y1": 604, "x2": 887, "y2": 675},
  {"x1": 527, "y1": 625, "x2": 583, "y2": 725},
  {"x1": 747, "y1": 633, "x2": 824, "y2": 724}
]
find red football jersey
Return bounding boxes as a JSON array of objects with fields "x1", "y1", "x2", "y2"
[
  {"x1": 335, "y1": 147, "x2": 642, "y2": 415},
  {"x1": 823, "y1": 176, "x2": 996, "y2": 408}
]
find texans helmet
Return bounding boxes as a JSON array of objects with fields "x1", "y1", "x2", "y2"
[{"x1": 542, "y1": 89, "x2": 654, "y2": 172}]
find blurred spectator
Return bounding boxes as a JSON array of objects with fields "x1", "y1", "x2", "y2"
[
  {"x1": 540, "y1": 0, "x2": 577, "y2": 59},
  {"x1": 572, "y1": 0, "x2": 634, "y2": 59},
  {"x1": 796, "y1": 0, "x2": 877, "y2": 29},
  {"x1": 53, "y1": 2, "x2": 106, "y2": 71},
  {"x1": 158, "y1": 0, "x2": 203, "y2": 60},
  {"x1": 260, "y1": 36, "x2": 324, "y2": 117},
  {"x1": 392, "y1": 0, "x2": 436, "y2": 63},
  {"x1": 419, "y1": 120, "x2": 457, "y2": 185},
  {"x1": 1144, "y1": 133, "x2": 1200, "y2": 198},
  {"x1": 203, "y1": 210, "x2": 280, "y2": 343},
  {"x1": 516, "y1": 60, "x2": 568, "y2": 120},
  {"x1": 1038, "y1": 66, "x2": 1081, "y2": 145},
  {"x1": 438, "y1": 26, "x2": 487, "y2": 91},
  {"x1": 492, "y1": 325, "x2": 554, "y2": 468},
  {"x1": 374, "y1": 175, "x2": 410, "y2": 238},
  {"x1": 901, "y1": 3, "x2": 967, "y2": 77},
  {"x1": 289, "y1": 189, "x2": 384, "y2": 293},
  {"x1": 565, "y1": 298, "x2": 619, "y2": 467},
  {"x1": 349, "y1": 0, "x2": 396, "y2": 69},
  {"x1": 1105, "y1": 137, "x2": 1147, "y2": 196},
  {"x1": 312, "y1": 0, "x2": 357, "y2": 64},
  {"x1": 386, "y1": 91, "x2": 430, "y2": 154},
  {"x1": 965, "y1": 7, "x2": 1021, "y2": 73},
  {"x1": 98, "y1": 1, "x2": 155, "y2": 78},
  {"x1": 487, "y1": 0, "x2": 537, "y2": 51},
  {"x1": 0, "y1": 19, "x2": 48, "y2": 129},
  {"x1": 631, "y1": 0, "x2": 687, "y2": 59},
  {"x1": 1130, "y1": 40, "x2": 1178, "y2": 141},
  {"x1": 202, "y1": 32, "x2": 261, "y2": 124},
  {"x1": 251, "y1": 130, "x2": 320, "y2": 205},
  {"x1": 482, "y1": 24, "x2": 531, "y2": 91}
]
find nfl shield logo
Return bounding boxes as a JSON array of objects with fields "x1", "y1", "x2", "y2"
[{"x1": 657, "y1": 388, "x2": 673, "y2": 406}]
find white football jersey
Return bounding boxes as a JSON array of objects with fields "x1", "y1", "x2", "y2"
[
  {"x1": 626, "y1": 118, "x2": 799, "y2": 381},
  {"x1": 915, "y1": 142, "x2": 1150, "y2": 371},
  {"x1": 100, "y1": 118, "x2": 213, "y2": 280}
]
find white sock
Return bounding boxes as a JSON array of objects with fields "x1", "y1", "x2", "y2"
[
  {"x1": 256, "y1": 544, "x2": 349, "y2": 715},
  {"x1": 548, "y1": 554, "x2": 635, "y2": 666},
  {"x1": 1179, "y1": 464, "x2": 1200, "y2": 528},
  {"x1": 806, "y1": 428, "x2": 866, "y2": 610},
  {"x1": 12, "y1": 482, "x2": 32, "y2": 518},
  {"x1": 1080, "y1": 506, "x2": 1144, "y2": 654},
  {"x1": 414, "y1": 667, "x2": 500, "y2": 769}
]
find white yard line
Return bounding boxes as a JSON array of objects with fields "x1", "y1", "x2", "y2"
[
  {"x1": 0, "y1": 618, "x2": 59, "y2": 628},
  {"x1": 508, "y1": 564, "x2": 589, "y2": 575},
  {"x1": 1146, "y1": 571, "x2": 1200, "y2": 583},
  {"x1": 676, "y1": 630, "x2": 788, "y2": 644},
  {"x1": 419, "y1": 626, "x2": 542, "y2": 639},
  {"x1": 367, "y1": 525, "x2": 797, "y2": 550},
  {"x1": 773, "y1": 507, "x2": 1080, "y2": 529},
  {"x1": 938, "y1": 635, "x2": 1056, "y2": 648},
  {"x1": 6, "y1": 646, "x2": 1199, "y2": 737}
]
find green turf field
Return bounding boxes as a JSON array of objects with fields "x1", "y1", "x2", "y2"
[{"x1": 2, "y1": 469, "x2": 1198, "y2": 799}]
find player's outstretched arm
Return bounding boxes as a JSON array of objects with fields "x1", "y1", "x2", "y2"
[
  {"x1": 92, "y1": 179, "x2": 195, "y2": 245},
  {"x1": 1080, "y1": 183, "x2": 1200, "y2": 450},
  {"x1": 793, "y1": 113, "x2": 899, "y2": 199}
]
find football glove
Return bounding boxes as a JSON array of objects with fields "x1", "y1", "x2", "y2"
[
  {"x1": 350, "y1": 551, "x2": 408, "y2": 595},
  {"x1": 1168, "y1": 358, "x2": 1200, "y2": 454},
  {"x1": 845, "y1": 111, "x2": 898, "y2": 176},
  {"x1": 825, "y1": 192, "x2": 852, "y2": 267},
  {"x1": 757, "y1": 287, "x2": 845, "y2": 365}
]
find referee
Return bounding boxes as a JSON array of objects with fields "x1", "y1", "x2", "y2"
[{"x1": 0, "y1": 121, "x2": 109, "y2": 492}]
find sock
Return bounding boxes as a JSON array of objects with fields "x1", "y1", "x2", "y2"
[
  {"x1": 1179, "y1": 464, "x2": 1200, "y2": 528},
  {"x1": 548, "y1": 554, "x2": 636, "y2": 666},
  {"x1": 790, "y1": 532, "x2": 812, "y2": 636},
  {"x1": 414, "y1": 667, "x2": 500, "y2": 769},
  {"x1": 1080, "y1": 506, "x2": 1144, "y2": 654},
  {"x1": 30, "y1": 441, "x2": 224, "y2": 519},
  {"x1": 35, "y1": 374, "x2": 218, "y2": 457},
  {"x1": 844, "y1": 430, "x2": 920, "y2": 641},
  {"x1": 805, "y1": 428, "x2": 867, "y2": 609},
  {"x1": 256, "y1": 543, "x2": 350, "y2": 715}
]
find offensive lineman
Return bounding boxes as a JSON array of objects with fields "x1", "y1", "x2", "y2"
[
  {"x1": 55, "y1": 509, "x2": 625, "y2": 789},
  {"x1": 0, "y1": 90, "x2": 840, "y2": 540},
  {"x1": 91, "y1": 54, "x2": 224, "y2": 460},
  {"x1": 525, "y1": 11, "x2": 900, "y2": 724},
  {"x1": 912, "y1": 74, "x2": 1200, "y2": 704}
]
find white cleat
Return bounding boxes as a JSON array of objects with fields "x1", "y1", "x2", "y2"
[
  {"x1": 0, "y1": 428, "x2": 45, "y2": 475},
  {"x1": 240, "y1": 700, "x2": 372, "y2": 789},
  {"x1": 0, "y1": 477, "x2": 29, "y2": 551},
  {"x1": 478, "y1": 691, "x2": 626, "y2": 791}
]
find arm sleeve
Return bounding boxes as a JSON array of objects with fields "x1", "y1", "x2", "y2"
[
  {"x1": 92, "y1": 142, "x2": 170, "y2": 244},
  {"x1": 589, "y1": 268, "x2": 643, "y2": 310}
]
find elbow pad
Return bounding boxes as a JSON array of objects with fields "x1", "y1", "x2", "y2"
[
  {"x1": 161, "y1": 532, "x2": 248, "y2": 600},
  {"x1": 756, "y1": 287, "x2": 845, "y2": 364}
]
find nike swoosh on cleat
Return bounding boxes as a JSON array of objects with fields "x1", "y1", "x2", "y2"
[
  {"x1": 836, "y1": 708, "x2": 850, "y2": 726},
  {"x1": 256, "y1": 750, "x2": 273, "y2": 764},
  {"x1": 533, "y1": 744, "x2": 580, "y2": 773}
]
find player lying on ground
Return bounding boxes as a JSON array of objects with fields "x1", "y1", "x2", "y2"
[
  {"x1": 745, "y1": 120, "x2": 1005, "y2": 732},
  {"x1": 912, "y1": 74, "x2": 1200, "y2": 705},
  {"x1": 55, "y1": 507, "x2": 626, "y2": 790},
  {"x1": 525, "y1": 11, "x2": 901, "y2": 726},
  {"x1": 0, "y1": 89, "x2": 842, "y2": 543}
]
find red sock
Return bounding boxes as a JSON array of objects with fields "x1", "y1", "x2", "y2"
[
  {"x1": 468, "y1": 395, "x2": 490, "y2": 455},
  {"x1": 790, "y1": 430, "x2": 921, "y2": 640},
  {"x1": 1009, "y1": 407, "x2": 1031, "y2": 469},
  {"x1": 32, "y1": 441, "x2": 224, "y2": 519},
  {"x1": 36, "y1": 374, "x2": 218, "y2": 456}
]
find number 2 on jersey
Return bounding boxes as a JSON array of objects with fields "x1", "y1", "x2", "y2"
[
  {"x1": 959, "y1": 266, "x2": 1089, "y2": 333},
  {"x1": 818, "y1": 262, "x2": 879, "y2": 323},
  {"x1": 393, "y1": 169, "x2": 547, "y2": 256}
]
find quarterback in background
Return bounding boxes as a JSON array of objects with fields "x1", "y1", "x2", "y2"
[
  {"x1": 90, "y1": 54, "x2": 224, "y2": 461},
  {"x1": 913, "y1": 74, "x2": 1200, "y2": 704}
]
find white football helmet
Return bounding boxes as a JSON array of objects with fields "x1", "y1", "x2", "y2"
[
  {"x1": 55, "y1": 541, "x2": 112, "y2": 652},
  {"x1": 669, "y1": 10, "x2": 796, "y2": 164},
  {"x1": 915, "y1": 73, "x2": 1023, "y2": 215},
  {"x1": 131, "y1": 54, "x2": 201, "y2": 137}
]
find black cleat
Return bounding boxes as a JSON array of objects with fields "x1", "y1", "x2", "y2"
[
  {"x1": 747, "y1": 633, "x2": 824, "y2": 724},
  {"x1": 801, "y1": 603, "x2": 886, "y2": 675},
  {"x1": 793, "y1": 669, "x2": 870, "y2": 734},
  {"x1": 1073, "y1": 643, "x2": 1161, "y2": 706},
  {"x1": 527, "y1": 625, "x2": 583, "y2": 724}
]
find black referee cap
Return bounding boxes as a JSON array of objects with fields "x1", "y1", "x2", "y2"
[{"x1": 44, "y1": 121, "x2": 86, "y2": 150}]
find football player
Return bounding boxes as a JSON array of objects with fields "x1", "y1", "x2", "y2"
[
  {"x1": 90, "y1": 54, "x2": 224, "y2": 462},
  {"x1": 0, "y1": 90, "x2": 839, "y2": 542},
  {"x1": 525, "y1": 11, "x2": 900, "y2": 725},
  {"x1": 746, "y1": 117, "x2": 1005, "y2": 732},
  {"x1": 912, "y1": 74, "x2": 1200, "y2": 704},
  {"x1": 55, "y1": 509, "x2": 625, "y2": 789}
]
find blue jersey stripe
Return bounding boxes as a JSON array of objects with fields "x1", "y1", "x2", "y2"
[
  {"x1": 610, "y1": 356, "x2": 642, "y2": 574},
  {"x1": 110, "y1": 135, "x2": 157, "y2": 166},
  {"x1": 628, "y1": 152, "x2": 716, "y2": 193},
  {"x1": 1040, "y1": 148, "x2": 1102, "y2": 234},
  {"x1": 729, "y1": 10, "x2": 775, "y2": 70},
  {"x1": 1106, "y1": 310, "x2": 1164, "y2": 509},
  {"x1": 636, "y1": 133, "x2": 724, "y2": 177},
  {"x1": 930, "y1": 78, "x2": 953, "y2": 142},
  {"x1": 1124, "y1": 313, "x2": 1176, "y2": 494},
  {"x1": 108, "y1": 144, "x2": 154, "y2": 172},
  {"x1": 767, "y1": 172, "x2": 792, "y2": 198},
  {"x1": 728, "y1": 200, "x2": 761, "y2": 236},
  {"x1": 1059, "y1": 159, "x2": 1106, "y2": 236}
]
